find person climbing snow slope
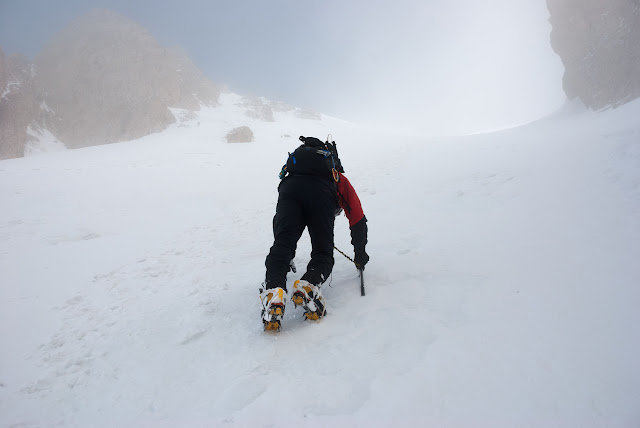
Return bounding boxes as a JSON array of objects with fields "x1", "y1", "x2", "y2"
[{"x1": 260, "y1": 135, "x2": 369, "y2": 331}]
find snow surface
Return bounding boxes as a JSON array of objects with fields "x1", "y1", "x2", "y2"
[
  {"x1": 24, "y1": 125, "x2": 67, "y2": 156},
  {"x1": 1, "y1": 96, "x2": 639, "y2": 427}
]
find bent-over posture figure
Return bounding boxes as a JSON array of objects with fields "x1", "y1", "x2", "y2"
[{"x1": 261, "y1": 136, "x2": 369, "y2": 331}]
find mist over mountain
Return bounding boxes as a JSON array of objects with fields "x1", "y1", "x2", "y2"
[
  {"x1": 0, "y1": 9, "x2": 326, "y2": 160},
  {"x1": 1, "y1": 9, "x2": 223, "y2": 159},
  {"x1": 2, "y1": 3, "x2": 640, "y2": 160},
  {"x1": 547, "y1": 0, "x2": 640, "y2": 109},
  {"x1": 33, "y1": 9, "x2": 220, "y2": 150}
]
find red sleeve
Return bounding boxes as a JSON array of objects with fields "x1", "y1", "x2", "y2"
[{"x1": 336, "y1": 173, "x2": 365, "y2": 227}]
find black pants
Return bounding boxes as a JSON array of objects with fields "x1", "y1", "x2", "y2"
[{"x1": 265, "y1": 175, "x2": 338, "y2": 290}]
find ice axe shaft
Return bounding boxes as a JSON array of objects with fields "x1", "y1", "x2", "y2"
[{"x1": 333, "y1": 245, "x2": 366, "y2": 297}]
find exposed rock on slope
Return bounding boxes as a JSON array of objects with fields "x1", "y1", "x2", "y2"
[
  {"x1": 0, "y1": 9, "x2": 220, "y2": 159},
  {"x1": 0, "y1": 50, "x2": 40, "y2": 160},
  {"x1": 547, "y1": 0, "x2": 640, "y2": 109},
  {"x1": 34, "y1": 9, "x2": 220, "y2": 149},
  {"x1": 226, "y1": 126, "x2": 254, "y2": 143}
]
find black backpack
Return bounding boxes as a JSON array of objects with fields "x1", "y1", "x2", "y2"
[{"x1": 279, "y1": 136, "x2": 344, "y2": 181}]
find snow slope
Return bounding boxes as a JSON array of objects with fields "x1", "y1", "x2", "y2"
[{"x1": 1, "y1": 96, "x2": 639, "y2": 427}]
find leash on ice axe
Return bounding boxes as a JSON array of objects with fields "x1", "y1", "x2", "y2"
[{"x1": 333, "y1": 245, "x2": 366, "y2": 296}]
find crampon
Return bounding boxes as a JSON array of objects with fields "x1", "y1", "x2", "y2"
[
  {"x1": 260, "y1": 287, "x2": 286, "y2": 331},
  {"x1": 292, "y1": 279, "x2": 326, "y2": 321}
]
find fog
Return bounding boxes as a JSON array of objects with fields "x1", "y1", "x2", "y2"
[{"x1": 0, "y1": 0, "x2": 566, "y2": 135}]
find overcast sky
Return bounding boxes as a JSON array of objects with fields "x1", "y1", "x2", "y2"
[{"x1": 0, "y1": 0, "x2": 566, "y2": 135}]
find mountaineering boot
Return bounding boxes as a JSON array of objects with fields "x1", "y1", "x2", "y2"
[
  {"x1": 291, "y1": 279, "x2": 326, "y2": 321},
  {"x1": 260, "y1": 287, "x2": 286, "y2": 331}
]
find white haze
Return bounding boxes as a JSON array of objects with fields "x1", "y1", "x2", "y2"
[
  {"x1": 313, "y1": 0, "x2": 566, "y2": 135},
  {"x1": 0, "y1": 0, "x2": 565, "y2": 135}
]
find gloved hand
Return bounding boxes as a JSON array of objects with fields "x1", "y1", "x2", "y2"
[
  {"x1": 350, "y1": 216, "x2": 369, "y2": 271},
  {"x1": 354, "y1": 249, "x2": 369, "y2": 270}
]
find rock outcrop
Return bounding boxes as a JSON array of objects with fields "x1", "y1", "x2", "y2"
[
  {"x1": 226, "y1": 126, "x2": 254, "y2": 143},
  {"x1": 34, "y1": 9, "x2": 219, "y2": 149},
  {"x1": 0, "y1": 9, "x2": 220, "y2": 159},
  {"x1": 547, "y1": 0, "x2": 640, "y2": 109},
  {"x1": 0, "y1": 50, "x2": 40, "y2": 160}
]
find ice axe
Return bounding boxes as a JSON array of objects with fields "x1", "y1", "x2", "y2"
[{"x1": 334, "y1": 245, "x2": 366, "y2": 296}]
